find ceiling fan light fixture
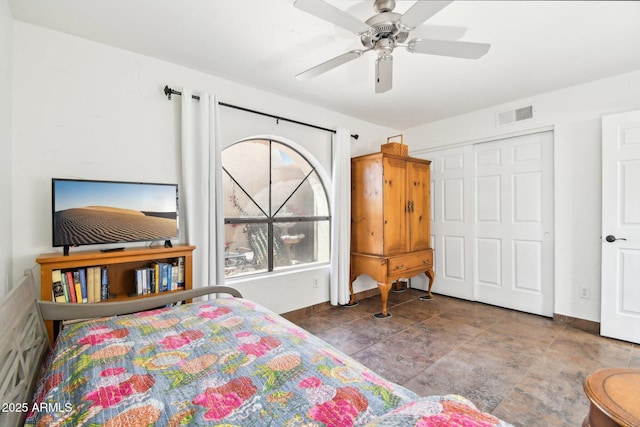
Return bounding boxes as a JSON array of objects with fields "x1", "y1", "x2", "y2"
[{"x1": 375, "y1": 55, "x2": 393, "y2": 93}]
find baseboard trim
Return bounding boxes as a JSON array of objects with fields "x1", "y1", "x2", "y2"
[
  {"x1": 281, "y1": 288, "x2": 381, "y2": 321},
  {"x1": 282, "y1": 292, "x2": 601, "y2": 337},
  {"x1": 553, "y1": 313, "x2": 600, "y2": 335}
]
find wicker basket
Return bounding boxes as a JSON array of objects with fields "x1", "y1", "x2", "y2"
[{"x1": 381, "y1": 135, "x2": 408, "y2": 156}]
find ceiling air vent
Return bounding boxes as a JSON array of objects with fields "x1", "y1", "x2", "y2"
[{"x1": 496, "y1": 105, "x2": 533, "y2": 126}]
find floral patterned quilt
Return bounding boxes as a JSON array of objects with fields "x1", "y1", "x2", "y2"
[{"x1": 26, "y1": 298, "x2": 512, "y2": 427}]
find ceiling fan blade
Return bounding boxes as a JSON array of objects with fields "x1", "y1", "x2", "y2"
[
  {"x1": 375, "y1": 55, "x2": 393, "y2": 94},
  {"x1": 294, "y1": 0, "x2": 371, "y2": 35},
  {"x1": 407, "y1": 39, "x2": 490, "y2": 59},
  {"x1": 296, "y1": 50, "x2": 367, "y2": 81},
  {"x1": 400, "y1": 0, "x2": 453, "y2": 30}
]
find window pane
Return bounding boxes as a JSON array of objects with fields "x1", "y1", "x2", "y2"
[
  {"x1": 272, "y1": 142, "x2": 313, "y2": 175},
  {"x1": 271, "y1": 142, "x2": 313, "y2": 215},
  {"x1": 273, "y1": 220, "x2": 330, "y2": 270},
  {"x1": 223, "y1": 171, "x2": 266, "y2": 218},
  {"x1": 274, "y1": 170, "x2": 329, "y2": 217},
  {"x1": 224, "y1": 223, "x2": 268, "y2": 278},
  {"x1": 222, "y1": 140, "x2": 270, "y2": 214}
]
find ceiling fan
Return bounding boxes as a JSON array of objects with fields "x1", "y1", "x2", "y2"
[{"x1": 293, "y1": 0, "x2": 490, "y2": 93}]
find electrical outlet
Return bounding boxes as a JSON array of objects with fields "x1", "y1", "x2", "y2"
[
  {"x1": 313, "y1": 278, "x2": 319, "y2": 289},
  {"x1": 580, "y1": 288, "x2": 591, "y2": 299}
]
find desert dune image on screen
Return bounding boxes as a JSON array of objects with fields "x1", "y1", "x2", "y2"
[{"x1": 53, "y1": 180, "x2": 178, "y2": 246}]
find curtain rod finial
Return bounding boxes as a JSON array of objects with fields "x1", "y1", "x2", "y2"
[
  {"x1": 164, "y1": 85, "x2": 172, "y2": 100},
  {"x1": 352, "y1": 134, "x2": 359, "y2": 141}
]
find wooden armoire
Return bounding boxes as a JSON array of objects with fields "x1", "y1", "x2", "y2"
[{"x1": 350, "y1": 151, "x2": 434, "y2": 318}]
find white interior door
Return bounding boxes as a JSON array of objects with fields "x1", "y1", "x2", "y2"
[
  {"x1": 424, "y1": 147, "x2": 474, "y2": 300},
  {"x1": 474, "y1": 132, "x2": 554, "y2": 316},
  {"x1": 415, "y1": 131, "x2": 554, "y2": 317},
  {"x1": 601, "y1": 110, "x2": 640, "y2": 344}
]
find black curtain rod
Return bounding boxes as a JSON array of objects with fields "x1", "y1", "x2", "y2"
[{"x1": 163, "y1": 85, "x2": 358, "y2": 140}]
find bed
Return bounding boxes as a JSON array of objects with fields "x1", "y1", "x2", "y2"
[{"x1": 1, "y1": 274, "x2": 513, "y2": 427}]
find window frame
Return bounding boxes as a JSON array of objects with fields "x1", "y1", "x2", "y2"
[{"x1": 222, "y1": 137, "x2": 331, "y2": 276}]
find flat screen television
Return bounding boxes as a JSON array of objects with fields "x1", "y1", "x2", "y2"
[{"x1": 52, "y1": 178, "x2": 178, "y2": 254}]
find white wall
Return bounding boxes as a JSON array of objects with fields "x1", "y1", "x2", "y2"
[
  {"x1": 0, "y1": 0, "x2": 12, "y2": 298},
  {"x1": 11, "y1": 21, "x2": 396, "y2": 313},
  {"x1": 15, "y1": 20, "x2": 640, "y2": 322},
  {"x1": 403, "y1": 70, "x2": 640, "y2": 322}
]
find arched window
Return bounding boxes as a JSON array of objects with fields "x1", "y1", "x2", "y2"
[{"x1": 222, "y1": 138, "x2": 330, "y2": 278}]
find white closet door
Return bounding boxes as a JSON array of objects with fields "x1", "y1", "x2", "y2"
[
  {"x1": 415, "y1": 131, "x2": 554, "y2": 316},
  {"x1": 474, "y1": 132, "x2": 554, "y2": 316},
  {"x1": 415, "y1": 146, "x2": 475, "y2": 301}
]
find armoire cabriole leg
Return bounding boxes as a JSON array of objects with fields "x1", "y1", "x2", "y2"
[
  {"x1": 420, "y1": 268, "x2": 435, "y2": 301},
  {"x1": 374, "y1": 280, "x2": 392, "y2": 318},
  {"x1": 344, "y1": 274, "x2": 359, "y2": 307}
]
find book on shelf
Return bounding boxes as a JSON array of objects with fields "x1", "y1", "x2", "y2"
[
  {"x1": 149, "y1": 262, "x2": 162, "y2": 294},
  {"x1": 59, "y1": 270, "x2": 70, "y2": 302},
  {"x1": 72, "y1": 271, "x2": 82, "y2": 304},
  {"x1": 135, "y1": 268, "x2": 144, "y2": 296},
  {"x1": 86, "y1": 267, "x2": 95, "y2": 303},
  {"x1": 65, "y1": 271, "x2": 77, "y2": 303},
  {"x1": 79, "y1": 269, "x2": 88, "y2": 304},
  {"x1": 51, "y1": 266, "x2": 112, "y2": 304},
  {"x1": 100, "y1": 266, "x2": 109, "y2": 301},
  {"x1": 149, "y1": 265, "x2": 155, "y2": 293},
  {"x1": 156, "y1": 262, "x2": 169, "y2": 293},
  {"x1": 91, "y1": 266, "x2": 101, "y2": 302},
  {"x1": 51, "y1": 270, "x2": 66, "y2": 303},
  {"x1": 177, "y1": 257, "x2": 185, "y2": 288},
  {"x1": 133, "y1": 260, "x2": 184, "y2": 297},
  {"x1": 95, "y1": 266, "x2": 102, "y2": 301},
  {"x1": 171, "y1": 264, "x2": 178, "y2": 291}
]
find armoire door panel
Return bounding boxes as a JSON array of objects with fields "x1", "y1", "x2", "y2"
[
  {"x1": 409, "y1": 161, "x2": 431, "y2": 251},
  {"x1": 351, "y1": 157, "x2": 384, "y2": 254},
  {"x1": 383, "y1": 156, "x2": 409, "y2": 254}
]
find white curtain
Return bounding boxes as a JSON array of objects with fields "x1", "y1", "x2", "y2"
[
  {"x1": 330, "y1": 128, "x2": 351, "y2": 305},
  {"x1": 180, "y1": 89, "x2": 225, "y2": 289}
]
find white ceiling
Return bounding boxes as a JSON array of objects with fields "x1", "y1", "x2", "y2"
[{"x1": 8, "y1": 0, "x2": 640, "y2": 129}]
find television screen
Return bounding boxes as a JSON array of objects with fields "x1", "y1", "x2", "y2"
[{"x1": 52, "y1": 178, "x2": 178, "y2": 249}]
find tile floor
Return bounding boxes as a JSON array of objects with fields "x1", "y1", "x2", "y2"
[{"x1": 287, "y1": 288, "x2": 640, "y2": 427}]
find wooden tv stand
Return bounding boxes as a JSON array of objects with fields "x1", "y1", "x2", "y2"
[{"x1": 36, "y1": 244, "x2": 195, "y2": 345}]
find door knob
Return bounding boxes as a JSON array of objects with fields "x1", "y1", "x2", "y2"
[{"x1": 605, "y1": 235, "x2": 627, "y2": 242}]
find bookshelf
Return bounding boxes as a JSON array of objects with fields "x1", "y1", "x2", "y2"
[{"x1": 36, "y1": 244, "x2": 195, "y2": 345}]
